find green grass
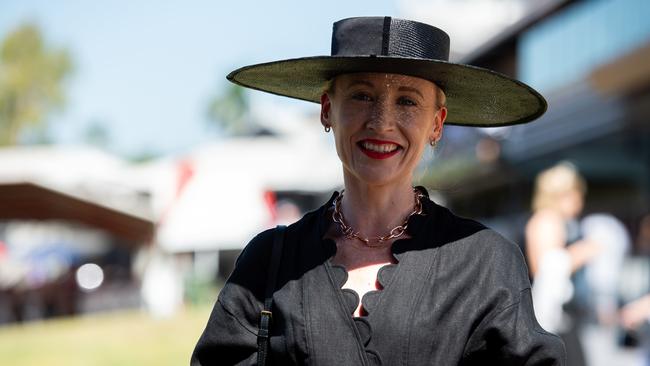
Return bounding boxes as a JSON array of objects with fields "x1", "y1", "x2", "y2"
[{"x1": 0, "y1": 306, "x2": 213, "y2": 366}]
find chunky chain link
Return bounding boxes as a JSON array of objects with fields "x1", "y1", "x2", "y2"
[{"x1": 332, "y1": 188, "x2": 424, "y2": 247}]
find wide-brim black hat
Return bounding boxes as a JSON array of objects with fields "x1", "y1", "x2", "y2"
[{"x1": 227, "y1": 16, "x2": 546, "y2": 127}]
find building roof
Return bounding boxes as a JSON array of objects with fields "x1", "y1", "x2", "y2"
[
  {"x1": 460, "y1": 0, "x2": 573, "y2": 65},
  {"x1": 0, "y1": 182, "x2": 154, "y2": 245}
]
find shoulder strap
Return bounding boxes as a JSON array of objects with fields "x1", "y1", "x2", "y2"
[{"x1": 257, "y1": 225, "x2": 286, "y2": 366}]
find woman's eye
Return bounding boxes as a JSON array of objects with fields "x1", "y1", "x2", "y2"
[
  {"x1": 352, "y1": 93, "x2": 372, "y2": 102},
  {"x1": 398, "y1": 97, "x2": 417, "y2": 106}
]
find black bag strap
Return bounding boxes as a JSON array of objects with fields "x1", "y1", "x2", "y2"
[{"x1": 257, "y1": 225, "x2": 286, "y2": 366}]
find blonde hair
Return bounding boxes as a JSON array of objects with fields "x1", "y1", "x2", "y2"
[
  {"x1": 532, "y1": 162, "x2": 586, "y2": 212},
  {"x1": 435, "y1": 86, "x2": 447, "y2": 109}
]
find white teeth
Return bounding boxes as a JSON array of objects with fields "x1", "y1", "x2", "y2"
[{"x1": 362, "y1": 141, "x2": 398, "y2": 153}]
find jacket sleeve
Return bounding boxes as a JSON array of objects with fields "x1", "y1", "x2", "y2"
[
  {"x1": 190, "y1": 229, "x2": 276, "y2": 366},
  {"x1": 462, "y1": 288, "x2": 566, "y2": 366},
  {"x1": 460, "y1": 229, "x2": 567, "y2": 365},
  {"x1": 190, "y1": 298, "x2": 258, "y2": 365}
]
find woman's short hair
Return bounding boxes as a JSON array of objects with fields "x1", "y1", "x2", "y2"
[{"x1": 532, "y1": 162, "x2": 586, "y2": 212}]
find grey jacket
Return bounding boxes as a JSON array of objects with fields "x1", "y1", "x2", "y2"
[{"x1": 191, "y1": 189, "x2": 565, "y2": 365}]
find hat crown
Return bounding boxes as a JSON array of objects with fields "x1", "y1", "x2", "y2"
[{"x1": 331, "y1": 17, "x2": 450, "y2": 61}]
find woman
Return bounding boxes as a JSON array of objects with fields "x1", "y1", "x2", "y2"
[
  {"x1": 192, "y1": 17, "x2": 565, "y2": 365},
  {"x1": 526, "y1": 163, "x2": 601, "y2": 366}
]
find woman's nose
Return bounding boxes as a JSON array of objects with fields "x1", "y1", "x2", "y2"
[{"x1": 366, "y1": 100, "x2": 394, "y2": 131}]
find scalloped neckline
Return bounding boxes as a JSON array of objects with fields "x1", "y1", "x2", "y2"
[{"x1": 329, "y1": 261, "x2": 398, "y2": 318}]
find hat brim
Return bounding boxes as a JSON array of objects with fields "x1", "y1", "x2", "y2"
[{"x1": 227, "y1": 56, "x2": 546, "y2": 127}]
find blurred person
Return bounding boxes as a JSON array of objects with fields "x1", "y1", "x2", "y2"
[
  {"x1": 619, "y1": 214, "x2": 650, "y2": 365},
  {"x1": 192, "y1": 17, "x2": 564, "y2": 365},
  {"x1": 526, "y1": 162, "x2": 602, "y2": 366},
  {"x1": 580, "y1": 214, "x2": 637, "y2": 366},
  {"x1": 581, "y1": 214, "x2": 630, "y2": 325},
  {"x1": 621, "y1": 295, "x2": 650, "y2": 329}
]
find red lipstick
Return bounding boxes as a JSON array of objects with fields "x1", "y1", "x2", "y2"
[{"x1": 358, "y1": 139, "x2": 401, "y2": 160}]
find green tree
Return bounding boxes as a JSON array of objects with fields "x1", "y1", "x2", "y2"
[
  {"x1": 0, "y1": 23, "x2": 72, "y2": 145},
  {"x1": 206, "y1": 82, "x2": 254, "y2": 135}
]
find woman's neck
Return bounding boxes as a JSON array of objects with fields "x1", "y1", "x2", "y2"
[{"x1": 339, "y1": 177, "x2": 417, "y2": 239}]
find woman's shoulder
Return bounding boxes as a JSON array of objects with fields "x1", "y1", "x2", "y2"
[
  {"x1": 430, "y1": 203, "x2": 530, "y2": 287},
  {"x1": 233, "y1": 206, "x2": 322, "y2": 271},
  {"x1": 436, "y1": 204, "x2": 486, "y2": 238},
  {"x1": 472, "y1": 228, "x2": 528, "y2": 267},
  {"x1": 218, "y1": 207, "x2": 323, "y2": 306},
  {"x1": 466, "y1": 228, "x2": 531, "y2": 292},
  {"x1": 431, "y1": 201, "x2": 519, "y2": 253}
]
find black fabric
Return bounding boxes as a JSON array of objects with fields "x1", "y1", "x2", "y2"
[
  {"x1": 558, "y1": 326, "x2": 586, "y2": 366},
  {"x1": 331, "y1": 17, "x2": 386, "y2": 57},
  {"x1": 191, "y1": 193, "x2": 566, "y2": 365},
  {"x1": 388, "y1": 18, "x2": 449, "y2": 60}
]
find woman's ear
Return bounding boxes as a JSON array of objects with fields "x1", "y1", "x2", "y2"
[
  {"x1": 320, "y1": 93, "x2": 332, "y2": 128},
  {"x1": 430, "y1": 106, "x2": 447, "y2": 143}
]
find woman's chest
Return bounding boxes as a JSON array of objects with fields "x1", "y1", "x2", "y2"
[{"x1": 331, "y1": 245, "x2": 396, "y2": 317}]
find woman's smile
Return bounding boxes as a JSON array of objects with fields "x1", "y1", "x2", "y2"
[{"x1": 358, "y1": 139, "x2": 402, "y2": 159}]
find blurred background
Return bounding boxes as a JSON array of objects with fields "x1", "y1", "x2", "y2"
[{"x1": 0, "y1": 0, "x2": 648, "y2": 365}]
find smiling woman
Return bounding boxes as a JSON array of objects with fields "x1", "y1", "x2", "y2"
[
  {"x1": 321, "y1": 73, "x2": 445, "y2": 191},
  {"x1": 191, "y1": 17, "x2": 564, "y2": 366}
]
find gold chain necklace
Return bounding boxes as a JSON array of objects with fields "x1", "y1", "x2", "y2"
[{"x1": 332, "y1": 188, "x2": 424, "y2": 247}]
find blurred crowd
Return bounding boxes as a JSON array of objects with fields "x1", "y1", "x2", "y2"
[{"x1": 526, "y1": 162, "x2": 650, "y2": 366}]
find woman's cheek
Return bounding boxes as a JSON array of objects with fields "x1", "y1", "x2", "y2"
[{"x1": 395, "y1": 109, "x2": 420, "y2": 126}]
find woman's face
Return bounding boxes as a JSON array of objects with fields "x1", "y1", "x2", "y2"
[{"x1": 321, "y1": 73, "x2": 446, "y2": 187}]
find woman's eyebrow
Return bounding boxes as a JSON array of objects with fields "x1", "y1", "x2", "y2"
[
  {"x1": 398, "y1": 86, "x2": 424, "y2": 99},
  {"x1": 346, "y1": 80, "x2": 374, "y2": 88}
]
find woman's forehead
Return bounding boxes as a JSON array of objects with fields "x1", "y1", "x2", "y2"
[{"x1": 334, "y1": 72, "x2": 437, "y2": 91}]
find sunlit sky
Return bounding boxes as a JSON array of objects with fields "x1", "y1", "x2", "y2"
[{"x1": 1, "y1": 0, "x2": 527, "y2": 157}]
